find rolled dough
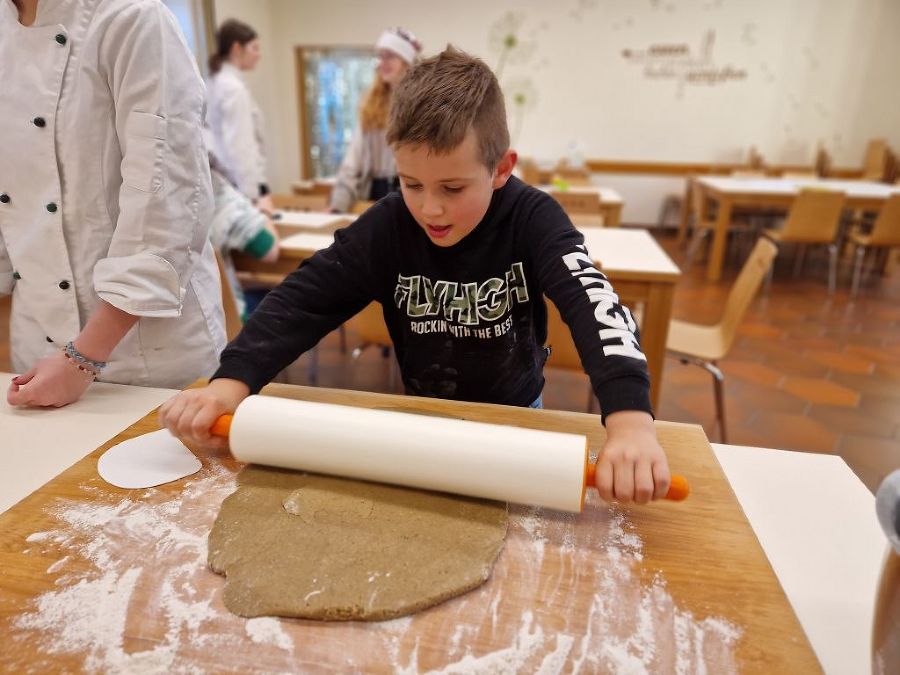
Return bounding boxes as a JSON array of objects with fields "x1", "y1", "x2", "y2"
[{"x1": 208, "y1": 466, "x2": 508, "y2": 621}]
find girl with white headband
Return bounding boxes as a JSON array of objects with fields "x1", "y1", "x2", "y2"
[{"x1": 329, "y1": 27, "x2": 422, "y2": 213}]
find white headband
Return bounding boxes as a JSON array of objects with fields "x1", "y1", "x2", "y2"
[{"x1": 376, "y1": 30, "x2": 419, "y2": 65}]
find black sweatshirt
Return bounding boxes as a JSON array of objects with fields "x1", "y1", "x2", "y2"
[{"x1": 214, "y1": 177, "x2": 652, "y2": 421}]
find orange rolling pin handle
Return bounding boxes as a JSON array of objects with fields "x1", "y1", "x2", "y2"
[
  {"x1": 584, "y1": 462, "x2": 690, "y2": 502},
  {"x1": 210, "y1": 414, "x2": 233, "y2": 438}
]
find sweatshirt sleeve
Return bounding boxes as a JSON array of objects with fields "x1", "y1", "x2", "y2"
[
  {"x1": 213, "y1": 202, "x2": 391, "y2": 392},
  {"x1": 527, "y1": 193, "x2": 652, "y2": 421}
]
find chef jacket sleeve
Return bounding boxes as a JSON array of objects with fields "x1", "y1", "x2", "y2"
[
  {"x1": 92, "y1": 1, "x2": 214, "y2": 318},
  {"x1": 0, "y1": 229, "x2": 12, "y2": 296}
]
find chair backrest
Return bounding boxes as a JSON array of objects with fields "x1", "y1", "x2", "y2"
[
  {"x1": 780, "y1": 170, "x2": 817, "y2": 179},
  {"x1": 863, "y1": 139, "x2": 890, "y2": 181},
  {"x1": 778, "y1": 189, "x2": 846, "y2": 243},
  {"x1": 348, "y1": 302, "x2": 392, "y2": 346},
  {"x1": 519, "y1": 158, "x2": 541, "y2": 185},
  {"x1": 691, "y1": 178, "x2": 712, "y2": 227},
  {"x1": 717, "y1": 238, "x2": 778, "y2": 350},
  {"x1": 214, "y1": 250, "x2": 243, "y2": 342},
  {"x1": 549, "y1": 189, "x2": 601, "y2": 214},
  {"x1": 869, "y1": 194, "x2": 900, "y2": 247},
  {"x1": 350, "y1": 200, "x2": 376, "y2": 215},
  {"x1": 271, "y1": 193, "x2": 329, "y2": 211},
  {"x1": 730, "y1": 169, "x2": 767, "y2": 178},
  {"x1": 544, "y1": 299, "x2": 582, "y2": 371}
]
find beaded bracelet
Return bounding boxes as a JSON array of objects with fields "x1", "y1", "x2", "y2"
[
  {"x1": 62, "y1": 350, "x2": 98, "y2": 380},
  {"x1": 64, "y1": 341, "x2": 107, "y2": 372}
]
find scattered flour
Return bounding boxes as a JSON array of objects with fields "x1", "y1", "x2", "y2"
[
  {"x1": 245, "y1": 617, "x2": 294, "y2": 652},
  {"x1": 6, "y1": 465, "x2": 298, "y2": 673}
]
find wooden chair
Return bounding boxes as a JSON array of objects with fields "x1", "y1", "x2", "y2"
[
  {"x1": 214, "y1": 250, "x2": 242, "y2": 342},
  {"x1": 666, "y1": 238, "x2": 778, "y2": 442},
  {"x1": 347, "y1": 302, "x2": 398, "y2": 389},
  {"x1": 350, "y1": 200, "x2": 376, "y2": 215},
  {"x1": 762, "y1": 189, "x2": 846, "y2": 294},
  {"x1": 544, "y1": 298, "x2": 595, "y2": 412},
  {"x1": 518, "y1": 158, "x2": 542, "y2": 185},
  {"x1": 849, "y1": 194, "x2": 900, "y2": 297},
  {"x1": 271, "y1": 193, "x2": 329, "y2": 212},
  {"x1": 862, "y1": 139, "x2": 891, "y2": 182},
  {"x1": 780, "y1": 171, "x2": 818, "y2": 180},
  {"x1": 548, "y1": 189, "x2": 601, "y2": 216}
]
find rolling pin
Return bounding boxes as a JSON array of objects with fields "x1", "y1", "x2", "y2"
[{"x1": 210, "y1": 396, "x2": 690, "y2": 513}]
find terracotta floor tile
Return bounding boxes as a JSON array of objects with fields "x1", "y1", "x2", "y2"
[
  {"x1": 737, "y1": 323, "x2": 785, "y2": 339},
  {"x1": 804, "y1": 349, "x2": 874, "y2": 374},
  {"x1": 732, "y1": 411, "x2": 838, "y2": 454},
  {"x1": 838, "y1": 435, "x2": 900, "y2": 492},
  {"x1": 780, "y1": 377, "x2": 860, "y2": 407},
  {"x1": 761, "y1": 354, "x2": 831, "y2": 378},
  {"x1": 807, "y1": 405, "x2": 898, "y2": 441},
  {"x1": 721, "y1": 360, "x2": 783, "y2": 387},
  {"x1": 829, "y1": 371, "x2": 900, "y2": 398}
]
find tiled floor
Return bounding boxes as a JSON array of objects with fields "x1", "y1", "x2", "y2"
[{"x1": 0, "y1": 231, "x2": 897, "y2": 492}]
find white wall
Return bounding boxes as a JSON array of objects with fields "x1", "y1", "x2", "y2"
[{"x1": 213, "y1": 0, "x2": 900, "y2": 224}]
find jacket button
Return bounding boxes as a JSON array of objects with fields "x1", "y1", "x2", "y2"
[
  {"x1": 55, "y1": 34, "x2": 67, "y2": 45},
  {"x1": 58, "y1": 280, "x2": 70, "y2": 290},
  {"x1": 46, "y1": 202, "x2": 58, "y2": 213},
  {"x1": 13, "y1": 271, "x2": 20, "y2": 280},
  {"x1": 33, "y1": 117, "x2": 46, "y2": 128},
  {"x1": 0, "y1": 194, "x2": 9, "y2": 204}
]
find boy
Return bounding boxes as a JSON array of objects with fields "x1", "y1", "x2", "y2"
[{"x1": 161, "y1": 47, "x2": 670, "y2": 505}]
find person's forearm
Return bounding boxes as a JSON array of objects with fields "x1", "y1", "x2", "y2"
[{"x1": 72, "y1": 301, "x2": 140, "y2": 362}]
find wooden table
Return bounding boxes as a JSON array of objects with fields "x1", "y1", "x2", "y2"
[
  {"x1": 235, "y1": 228, "x2": 680, "y2": 410},
  {"x1": 0, "y1": 383, "x2": 819, "y2": 672},
  {"x1": 539, "y1": 185, "x2": 624, "y2": 227},
  {"x1": 679, "y1": 177, "x2": 900, "y2": 282},
  {"x1": 272, "y1": 211, "x2": 354, "y2": 239}
]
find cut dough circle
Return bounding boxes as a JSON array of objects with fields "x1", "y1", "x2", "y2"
[
  {"x1": 208, "y1": 466, "x2": 508, "y2": 621},
  {"x1": 97, "y1": 429, "x2": 202, "y2": 489}
]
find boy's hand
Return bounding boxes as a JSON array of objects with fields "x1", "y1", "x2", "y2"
[
  {"x1": 595, "y1": 410, "x2": 670, "y2": 505},
  {"x1": 6, "y1": 352, "x2": 94, "y2": 408},
  {"x1": 158, "y1": 378, "x2": 250, "y2": 450}
]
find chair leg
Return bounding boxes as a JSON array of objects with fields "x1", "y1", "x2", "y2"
[
  {"x1": 684, "y1": 228, "x2": 710, "y2": 267},
  {"x1": 307, "y1": 344, "x2": 319, "y2": 385},
  {"x1": 793, "y1": 244, "x2": 807, "y2": 278},
  {"x1": 850, "y1": 246, "x2": 866, "y2": 298},
  {"x1": 338, "y1": 325, "x2": 347, "y2": 353},
  {"x1": 827, "y1": 243, "x2": 839, "y2": 295},
  {"x1": 676, "y1": 355, "x2": 727, "y2": 443},
  {"x1": 709, "y1": 362, "x2": 728, "y2": 444},
  {"x1": 586, "y1": 385, "x2": 596, "y2": 413}
]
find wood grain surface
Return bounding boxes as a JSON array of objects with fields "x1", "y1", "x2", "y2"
[{"x1": 0, "y1": 383, "x2": 820, "y2": 673}]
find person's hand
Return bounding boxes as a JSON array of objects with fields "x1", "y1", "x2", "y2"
[
  {"x1": 6, "y1": 351, "x2": 94, "y2": 408},
  {"x1": 255, "y1": 194, "x2": 274, "y2": 215},
  {"x1": 594, "y1": 411, "x2": 670, "y2": 505},
  {"x1": 158, "y1": 378, "x2": 250, "y2": 450}
]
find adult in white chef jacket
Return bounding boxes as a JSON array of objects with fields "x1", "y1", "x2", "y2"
[
  {"x1": 205, "y1": 19, "x2": 271, "y2": 211},
  {"x1": 0, "y1": 0, "x2": 226, "y2": 407}
]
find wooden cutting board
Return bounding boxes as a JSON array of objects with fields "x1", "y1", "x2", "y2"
[{"x1": 0, "y1": 383, "x2": 820, "y2": 673}]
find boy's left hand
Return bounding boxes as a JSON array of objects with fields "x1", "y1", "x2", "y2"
[
  {"x1": 594, "y1": 410, "x2": 670, "y2": 505},
  {"x1": 6, "y1": 351, "x2": 94, "y2": 408}
]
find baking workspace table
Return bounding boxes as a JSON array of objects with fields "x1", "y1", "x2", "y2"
[{"x1": 0, "y1": 381, "x2": 823, "y2": 673}]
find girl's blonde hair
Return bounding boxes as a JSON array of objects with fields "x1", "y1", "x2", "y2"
[{"x1": 359, "y1": 74, "x2": 392, "y2": 132}]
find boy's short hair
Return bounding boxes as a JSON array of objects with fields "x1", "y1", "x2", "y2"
[{"x1": 387, "y1": 46, "x2": 510, "y2": 170}]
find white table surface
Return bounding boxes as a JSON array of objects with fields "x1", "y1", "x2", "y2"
[
  {"x1": 275, "y1": 211, "x2": 354, "y2": 229},
  {"x1": 578, "y1": 227, "x2": 681, "y2": 277},
  {"x1": 538, "y1": 184, "x2": 624, "y2": 203},
  {"x1": 713, "y1": 443, "x2": 885, "y2": 675},
  {"x1": 0, "y1": 373, "x2": 175, "y2": 514},
  {"x1": 698, "y1": 176, "x2": 900, "y2": 199},
  {"x1": 278, "y1": 227, "x2": 679, "y2": 280}
]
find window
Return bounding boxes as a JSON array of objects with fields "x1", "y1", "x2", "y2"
[{"x1": 296, "y1": 46, "x2": 375, "y2": 179}]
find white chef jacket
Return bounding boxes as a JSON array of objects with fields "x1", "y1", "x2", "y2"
[
  {"x1": 205, "y1": 62, "x2": 268, "y2": 200},
  {"x1": 0, "y1": 0, "x2": 226, "y2": 388}
]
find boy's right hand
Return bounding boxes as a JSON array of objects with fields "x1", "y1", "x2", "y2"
[{"x1": 158, "y1": 378, "x2": 250, "y2": 450}]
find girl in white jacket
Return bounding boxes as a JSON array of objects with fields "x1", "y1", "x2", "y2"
[
  {"x1": 1, "y1": 0, "x2": 225, "y2": 407},
  {"x1": 329, "y1": 28, "x2": 422, "y2": 213},
  {"x1": 205, "y1": 19, "x2": 271, "y2": 212}
]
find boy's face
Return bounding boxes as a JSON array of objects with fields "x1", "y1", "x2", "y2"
[{"x1": 396, "y1": 130, "x2": 517, "y2": 248}]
